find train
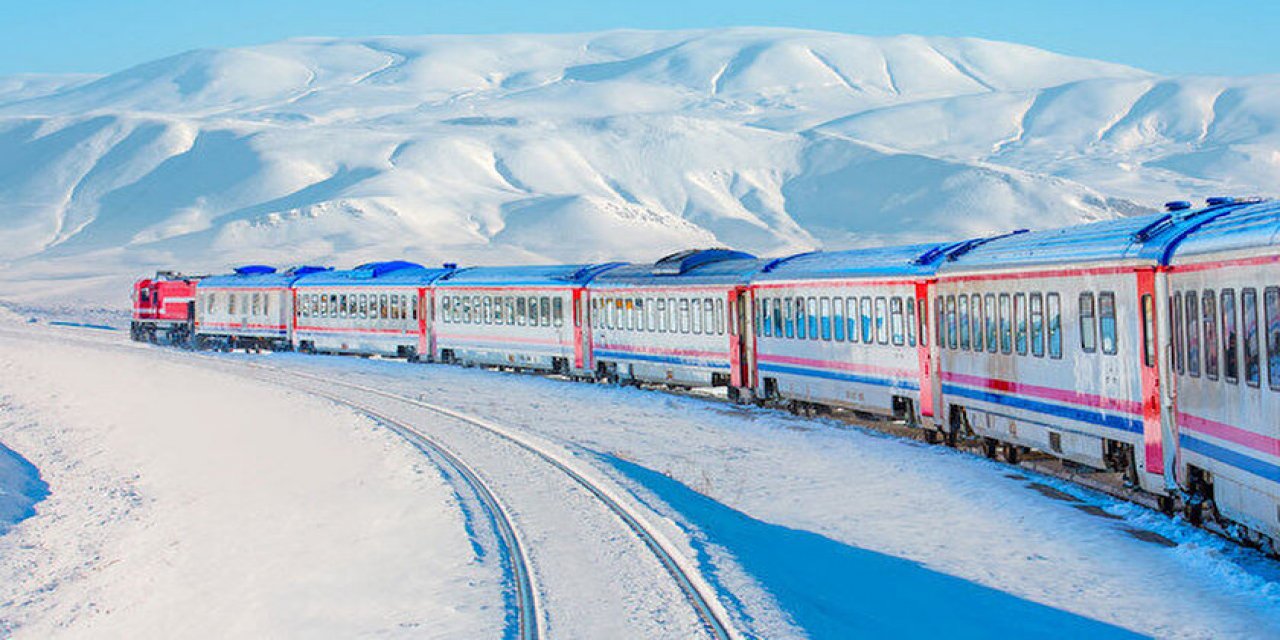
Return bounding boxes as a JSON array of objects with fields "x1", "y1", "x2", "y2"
[{"x1": 131, "y1": 196, "x2": 1280, "y2": 553}]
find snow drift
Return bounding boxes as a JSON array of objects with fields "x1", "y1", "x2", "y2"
[{"x1": 0, "y1": 28, "x2": 1276, "y2": 307}]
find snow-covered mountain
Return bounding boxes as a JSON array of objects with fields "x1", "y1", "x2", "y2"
[{"x1": 1, "y1": 28, "x2": 1277, "y2": 306}]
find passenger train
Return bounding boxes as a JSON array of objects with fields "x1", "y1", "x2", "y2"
[{"x1": 131, "y1": 197, "x2": 1280, "y2": 552}]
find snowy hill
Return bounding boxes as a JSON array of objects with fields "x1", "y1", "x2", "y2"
[{"x1": 0, "y1": 28, "x2": 1276, "y2": 307}]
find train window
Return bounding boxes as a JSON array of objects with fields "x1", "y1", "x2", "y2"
[
  {"x1": 1030, "y1": 293, "x2": 1045, "y2": 357},
  {"x1": 439, "y1": 296, "x2": 448, "y2": 323},
  {"x1": 715, "y1": 299, "x2": 725, "y2": 335},
  {"x1": 493, "y1": 296, "x2": 505, "y2": 325},
  {"x1": 1186, "y1": 292, "x2": 1200, "y2": 377},
  {"x1": 1201, "y1": 290, "x2": 1219, "y2": 380},
  {"x1": 1079, "y1": 293, "x2": 1097, "y2": 353},
  {"x1": 249, "y1": 293, "x2": 258, "y2": 316},
  {"x1": 655, "y1": 298, "x2": 667, "y2": 333},
  {"x1": 795, "y1": 298, "x2": 807, "y2": 339},
  {"x1": 506, "y1": 297, "x2": 516, "y2": 325},
  {"x1": 969, "y1": 294, "x2": 982, "y2": 352},
  {"x1": 337, "y1": 294, "x2": 346, "y2": 318},
  {"x1": 804, "y1": 297, "x2": 817, "y2": 340},
  {"x1": 998, "y1": 294, "x2": 1012, "y2": 354},
  {"x1": 390, "y1": 295, "x2": 401, "y2": 320},
  {"x1": 1014, "y1": 293, "x2": 1028, "y2": 355},
  {"x1": 753, "y1": 299, "x2": 763, "y2": 337},
  {"x1": 769, "y1": 298, "x2": 780, "y2": 337},
  {"x1": 957, "y1": 295, "x2": 970, "y2": 350},
  {"x1": 1140, "y1": 294, "x2": 1156, "y2": 366},
  {"x1": 1172, "y1": 294, "x2": 1184, "y2": 374},
  {"x1": 355, "y1": 294, "x2": 365, "y2": 320},
  {"x1": 935, "y1": 296, "x2": 945, "y2": 346},
  {"x1": 534, "y1": 297, "x2": 546, "y2": 328},
  {"x1": 833, "y1": 297, "x2": 845, "y2": 341},
  {"x1": 906, "y1": 297, "x2": 916, "y2": 347},
  {"x1": 1046, "y1": 294, "x2": 1061, "y2": 359},
  {"x1": 848, "y1": 297, "x2": 860, "y2": 343},
  {"x1": 861, "y1": 297, "x2": 873, "y2": 343},
  {"x1": 517, "y1": 297, "x2": 528, "y2": 326},
  {"x1": 945, "y1": 296, "x2": 957, "y2": 350},
  {"x1": 783, "y1": 297, "x2": 795, "y2": 338},
  {"x1": 381, "y1": 295, "x2": 389, "y2": 321},
  {"x1": 691, "y1": 299, "x2": 703, "y2": 334},
  {"x1": 554, "y1": 298, "x2": 564, "y2": 328},
  {"x1": 824, "y1": 298, "x2": 834, "y2": 343},
  {"x1": 644, "y1": 298, "x2": 655, "y2": 332},
  {"x1": 982, "y1": 294, "x2": 995, "y2": 353},
  {"x1": 1099, "y1": 292, "x2": 1117, "y2": 355},
  {"x1": 679, "y1": 299, "x2": 691, "y2": 333},
  {"x1": 1266, "y1": 287, "x2": 1280, "y2": 390},
  {"x1": 917, "y1": 298, "x2": 928, "y2": 348},
  {"x1": 1243, "y1": 288, "x2": 1261, "y2": 387},
  {"x1": 875, "y1": 297, "x2": 889, "y2": 344},
  {"x1": 706, "y1": 298, "x2": 717, "y2": 335},
  {"x1": 541, "y1": 297, "x2": 552, "y2": 327},
  {"x1": 1222, "y1": 289, "x2": 1238, "y2": 383},
  {"x1": 890, "y1": 297, "x2": 905, "y2": 346}
]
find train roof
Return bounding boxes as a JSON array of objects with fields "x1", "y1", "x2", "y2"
[
  {"x1": 199, "y1": 265, "x2": 331, "y2": 288},
  {"x1": 589, "y1": 248, "x2": 767, "y2": 287},
  {"x1": 1166, "y1": 199, "x2": 1280, "y2": 262},
  {"x1": 936, "y1": 199, "x2": 1267, "y2": 272},
  {"x1": 293, "y1": 261, "x2": 455, "y2": 287},
  {"x1": 435, "y1": 263, "x2": 625, "y2": 287},
  {"x1": 752, "y1": 240, "x2": 999, "y2": 281}
]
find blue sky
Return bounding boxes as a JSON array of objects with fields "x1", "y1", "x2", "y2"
[{"x1": 5, "y1": 0, "x2": 1277, "y2": 76}]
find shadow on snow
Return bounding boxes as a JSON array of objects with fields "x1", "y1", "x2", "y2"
[
  {"x1": 600, "y1": 454, "x2": 1144, "y2": 640},
  {"x1": 0, "y1": 441, "x2": 49, "y2": 535}
]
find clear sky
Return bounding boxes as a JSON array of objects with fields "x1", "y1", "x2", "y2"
[{"x1": 5, "y1": 0, "x2": 1277, "y2": 77}]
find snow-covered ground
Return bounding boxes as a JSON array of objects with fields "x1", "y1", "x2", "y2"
[
  {"x1": 3, "y1": 319, "x2": 1279, "y2": 638},
  {"x1": 0, "y1": 324, "x2": 504, "y2": 638},
  {"x1": 2, "y1": 28, "x2": 1280, "y2": 308}
]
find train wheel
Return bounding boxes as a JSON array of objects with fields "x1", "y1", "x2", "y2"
[{"x1": 982, "y1": 437, "x2": 998, "y2": 459}]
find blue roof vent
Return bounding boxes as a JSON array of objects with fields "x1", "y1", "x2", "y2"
[
  {"x1": 233, "y1": 265, "x2": 277, "y2": 275},
  {"x1": 442, "y1": 262, "x2": 459, "y2": 270},
  {"x1": 351, "y1": 260, "x2": 424, "y2": 279},
  {"x1": 1206, "y1": 196, "x2": 1236, "y2": 207},
  {"x1": 762, "y1": 251, "x2": 820, "y2": 273},
  {"x1": 289, "y1": 266, "x2": 332, "y2": 277},
  {"x1": 1165, "y1": 201, "x2": 1192, "y2": 212},
  {"x1": 651, "y1": 248, "x2": 757, "y2": 275}
]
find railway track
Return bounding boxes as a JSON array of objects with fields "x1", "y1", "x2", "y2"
[
  {"x1": 240, "y1": 362, "x2": 739, "y2": 640},
  {"x1": 315, "y1": 396, "x2": 541, "y2": 640}
]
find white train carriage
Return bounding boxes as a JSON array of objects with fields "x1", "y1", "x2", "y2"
[
  {"x1": 1164, "y1": 199, "x2": 1280, "y2": 543},
  {"x1": 932, "y1": 202, "x2": 1260, "y2": 494},
  {"x1": 586, "y1": 249, "x2": 767, "y2": 392},
  {"x1": 291, "y1": 261, "x2": 454, "y2": 358},
  {"x1": 196, "y1": 265, "x2": 327, "y2": 350},
  {"x1": 432, "y1": 264, "x2": 623, "y2": 374},
  {"x1": 749, "y1": 243, "x2": 963, "y2": 424}
]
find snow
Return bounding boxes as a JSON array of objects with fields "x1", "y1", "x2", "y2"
[
  {"x1": 0, "y1": 325, "x2": 504, "y2": 638},
  {"x1": 3, "y1": 27, "x2": 1277, "y2": 309},
  {"x1": 193, "y1": 346, "x2": 1280, "y2": 639}
]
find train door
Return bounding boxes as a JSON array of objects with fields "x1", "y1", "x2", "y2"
[
  {"x1": 418, "y1": 287, "x2": 431, "y2": 358},
  {"x1": 915, "y1": 280, "x2": 936, "y2": 423},
  {"x1": 728, "y1": 286, "x2": 754, "y2": 391},
  {"x1": 1136, "y1": 269, "x2": 1172, "y2": 490},
  {"x1": 573, "y1": 288, "x2": 592, "y2": 372}
]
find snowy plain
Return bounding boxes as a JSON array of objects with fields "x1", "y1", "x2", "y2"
[
  {"x1": 3, "y1": 28, "x2": 1280, "y2": 308},
  {"x1": 0, "y1": 322, "x2": 505, "y2": 638},
  {"x1": 2, "y1": 319, "x2": 1279, "y2": 638}
]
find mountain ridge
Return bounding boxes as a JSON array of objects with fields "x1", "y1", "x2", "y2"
[{"x1": 0, "y1": 28, "x2": 1273, "y2": 306}]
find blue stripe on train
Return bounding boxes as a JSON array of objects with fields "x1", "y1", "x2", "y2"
[
  {"x1": 758, "y1": 363, "x2": 919, "y2": 391},
  {"x1": 941, "y1": 383, "x2": 1143, "y2": 434},
  {"x1": 1182, "y1": 436, "x2": 1280, "y2": 485},
  {"x1": 593, "y1": 349, "x2": 726, "y2": 369}
]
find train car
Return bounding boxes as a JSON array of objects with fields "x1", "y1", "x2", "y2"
[
  {"x1": 748, "y1": 243, "x2": 964, "y2": 425},
  {"x1": 586, "y1": 249, "x2": 767, "y2": 393},
  {"x1": 1163, "y1": 198, "x2": 1280, "y2": 546},
  {"x1": 196, "y1": 265, "x2": 329, "y2": 350},
  {"x1": 931, "y1": 199, "x2": 1262, "y2": 495},
  {"x1": 291, "y1": 261, "x2": 454, "y2": 359},
  {"x1": 432, "y1": 263, "x2": 623, "y2": 374},
  {"x1": 131, "y1": 271, "x2": 199, "y2": 345}
]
